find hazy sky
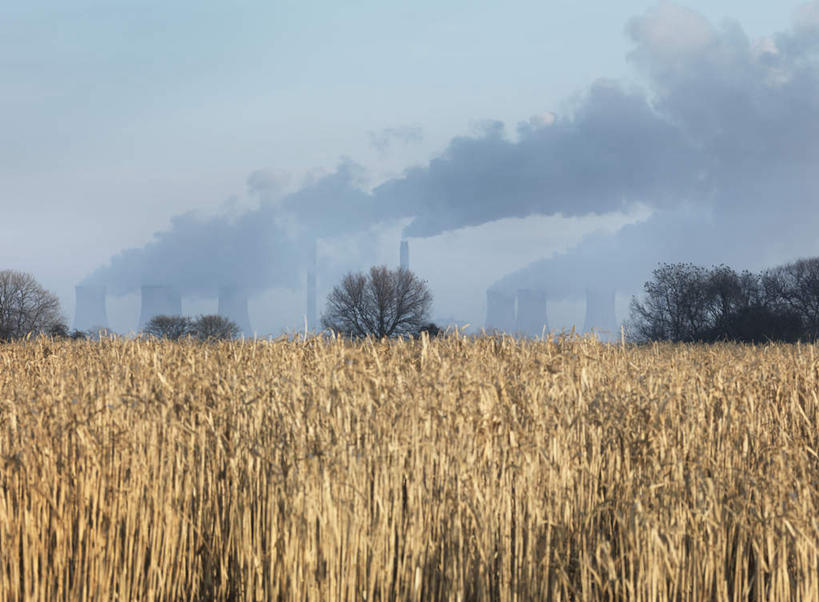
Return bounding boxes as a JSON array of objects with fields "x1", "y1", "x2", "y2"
[{"x1": 1, "y1": 1, "x2": 812, "y2": 333}]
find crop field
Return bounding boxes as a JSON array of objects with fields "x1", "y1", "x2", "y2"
[{"x1": 1, "y1": 335, "x2": 819, "y2": 601}]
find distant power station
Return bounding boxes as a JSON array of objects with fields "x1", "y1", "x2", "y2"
[
  {"x1": 74, "y1": 238, "x2": 621, "y2": 339},
  {"x1": 485, "y1": 289, "x2": 548, "y2": 337},
  {"x1": 485, "y1": 286, "x2": 619, "y2": 339},
  {"x1": 306, "y1": 241, "x2": 318, "y2": 330},
  {"x1": 583, "y1": 289, "x2": 618, "y2": 341},
  {"x1": 73, "y1": 284, "x2": 258, "y2": 335},
  {"x1": 138, "y1": 285, "x2": 182, "y2": 330},
  {"x1": 218, "y1": 286, "x2": 252, "y2": 336},
  {"x1": 73, "y1": 285, "x2": 109, "y2": 332},
  {"x1": 516, "y1": 289, "x2": 549, "y2": 337},
  {"x1": 485, "y1": 290, "x2": 516, "y2": 333},
  {"x1": 400, "y1": 240, "x2": 409, "y2": 270}
]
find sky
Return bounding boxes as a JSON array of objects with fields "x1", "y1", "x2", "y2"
[{"x1": 1, "y1": 1, "x2": 815, "y2": 335}]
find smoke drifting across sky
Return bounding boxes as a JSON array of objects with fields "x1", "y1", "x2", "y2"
[
  {"x1": 85, "y1": 2, "x2": 819, "y2": 300},
  {"x1": 497, "y1": 2, "x2": 819, "y2": 297}
]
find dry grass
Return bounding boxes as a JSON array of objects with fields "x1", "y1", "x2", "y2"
[{"x1": 1, "y1": 334, "x2": 818, "y2": 601}]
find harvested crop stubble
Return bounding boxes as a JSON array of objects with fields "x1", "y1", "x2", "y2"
[{"x1": 1, "y1": 335, "x2": 819, "y2": 600}]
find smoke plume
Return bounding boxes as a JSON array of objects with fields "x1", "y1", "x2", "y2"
[
  {"x1": 494, "y1": 2, "x2": 819, "y2": 296},
  {"x1": 86, "y1": 2, "x2": 819, "y2": 300}
]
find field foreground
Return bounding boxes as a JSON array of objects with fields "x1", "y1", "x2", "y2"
[{"x1": 1, "y1": 335, "x2": 819, "y2": 601}]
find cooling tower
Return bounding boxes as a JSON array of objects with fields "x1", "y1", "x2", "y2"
[
  {"x1": 138, "y1": 285, "x2": 182, "y2": 330},
  {"x1": 73, "y1": 285, "x2": 108, "y2": 332},
  {"x1": 515, "y1": 289, "x2": 549, "y2": 337},
  {"x1": 583, "y1": 289, "x2": 618, "y2": 341},
  {"x1": 400, "y1": 240, "x2": 409, "y2": 270},
  {"x1": 218, "y1": 286, "x2": 252, "y2": 336},
  {"x1": 485, "y1": 290, "x2": 516, "y2": 333}
]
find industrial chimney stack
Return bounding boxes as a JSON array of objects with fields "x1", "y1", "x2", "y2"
[
  {"x1": 583, "y1": 289, "x2": 618, "y2": 341},
  {"x1": 485, "y1": 290, "x2": 516, "y2": 333},
  {"x1": 138, "y1": 285, "x2": 182, "y2": 330},
  {"x1": 515, "y1": 289, "x2": 549, "y2": 337},
  {"x1": 218, "y1": 286, "x2": 253, "y2": 336},
  {"x1": 73, "y1": 285, "x2": 109, "y2": 332},
  {"x1": 400, "y1": 240, "x2": 409, "y2": 270},
  {"x1": 306, "y1": 241, "x2": 317, "y2": 330}
]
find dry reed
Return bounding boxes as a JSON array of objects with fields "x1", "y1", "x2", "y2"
[{"x1": 1, "y1": 334, "x2": 818, "y2": 600}]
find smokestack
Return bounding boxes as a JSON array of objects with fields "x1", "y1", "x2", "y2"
[
  {"x1": 73, "y1": 285, "x2": 108, "y2": 332},
  {"x1": 515, "y1": 289, "x2": 548, "y2": 337},
  {"x1": 584, "y1": 289, "x2": 618, "y2": 341},
  {"x1": 218, "y1": 286, "x2": 253, "y2": 336},
  {"x1": 138, "y1": 285, "x2": 182, "y2": 330},
  {"x1": 400, "y1": 240, "x2": 409, "y2": 270},
  {"x1": 306, "y1": 241, "x2": 317, "y2": 330},
  {"x1": 485, "y1": 290, "x2": 516, "y2": 333}
]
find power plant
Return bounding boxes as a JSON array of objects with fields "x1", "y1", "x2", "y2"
[
  {"x1": 79, "y1": 237, "x2": 617, "y2": 338},
  {"x1": 484, "y1": 286, "x2": 618, "y2": 339},
  {"x1": 306, "y1": 241, "x2": 318, "y2": 330},
  {"x1": 515, "y1": 289, "x2": 549, "y2": 337},
  {"x1": 583, "y1": 289, "x2": 618, "y2": 341},
  {"x1": 73, "y1": 285, "x2": 109, "y2": 332},
  {"x1": 138, "y1": 285, "x2": 182, "y2": 330},
  {"x1": 485, "y1": 289, "x2": 550, "y2": 336},
  {"x1": 400, "y1": 240, "x2": 409, "y2": 270},
  {"x1": 485, "y1": 290, "x2": 516, "y2": 333},
  {"x1": 217, "y1": 286, "x2": 253, "y2": 336}
]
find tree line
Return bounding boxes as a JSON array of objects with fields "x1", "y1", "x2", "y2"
[
  {"x1": 0, "y1": 266, "x2": 439, "y2": 341},
  {"x1": 139, "y1": 314, "x2": 241, "y2": 341},
  {"x1": 628, "y1": 257, "x2": 819, "y2": 343},
  {"x1": 0, "y1": 270, "x2": 242, "y2": 342},
  {"x1": 9, "y1": 257, "x2": 819, "y2": 345},
  {"x1": 0, "y1": 266, "x2": 436, "y2": 342}
]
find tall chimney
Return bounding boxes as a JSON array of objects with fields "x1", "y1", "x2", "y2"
[
  {"x1": 73, "y1": 285, "x2": 108, "y2": 332},
  {"x1": 400, "y1": 240, "x2": 409, "y2": 270},
  {"x1": 515, "y1": 289, "x2": 549, "y2": 337},
  {"x1": 306, "y1": 241, "x2": 317, "y2": 330},
  {"x1": 218, "y1": 286, "x2": 253, "y2": 336},
  {"x1": 583, "y1": 289, "x2": 618, "y2": 341},
  {"x1": 138, "y1": 285, "x2": 182, "y2": 330},
  {"x1": 485, "y1": 290, "x2": 516, "y2": 333}
]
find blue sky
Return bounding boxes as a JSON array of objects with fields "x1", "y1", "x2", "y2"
[{"x1": 1, "y1": 1, "x2": 813, "y2": 333}]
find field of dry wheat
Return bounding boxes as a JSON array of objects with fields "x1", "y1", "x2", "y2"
[{"x1": 1, "y1": 334, "x2": 818, "y2": 601}]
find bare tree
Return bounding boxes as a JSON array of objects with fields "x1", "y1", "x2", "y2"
[
  {"x1": 628, "y1": 263, "x2": 712, "y2": 342},
  {"x1": 0, "y1": 270, "x2": 64, "y2": 341},
  {"x1": 322, "y1": 266, "x2": 432, "y2": 338},
  {"x1": 629, "y1": 261, "x2": 807, "y2": 343},
  {"x1": 190, "y1": 315, "x2": 240, "y2": 341},
  {"x1": 762, "y1": 257, "x2": 819, "y2": 339},
  {"x1": 143, "y1": 315, "x2": 192, "y2": 340}
]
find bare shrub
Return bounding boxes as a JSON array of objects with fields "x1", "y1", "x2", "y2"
[
  {"x1": 142, "y1": 314, "x2": 191, "y2": 339},
  {"x1": 191, "y1": 314, "x2": 240, "y2": 341}
]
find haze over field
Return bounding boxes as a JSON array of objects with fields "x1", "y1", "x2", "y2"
[{"x1": 3, "y1": 1, "x2": 819, "y2": 334}]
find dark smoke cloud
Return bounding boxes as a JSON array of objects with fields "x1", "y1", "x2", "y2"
[
  {"x1": 84, "y1": 206, "x2": 302, "y2": 296},
  {"x1": 84, "y1": 162, "x2": 376, "y2": 295},
  {"x1": 87, "y1": 2, "x2": 819, "y2": 298},
  {"x1": 494, "y1": 2, "x2": 819, "y2": 296},
  {"x1": 278, "y1": 160, "x2": 380, "y2": 238},
  {"x1": 377, "y1": 82, "x2": 698, "y2": 238}
]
